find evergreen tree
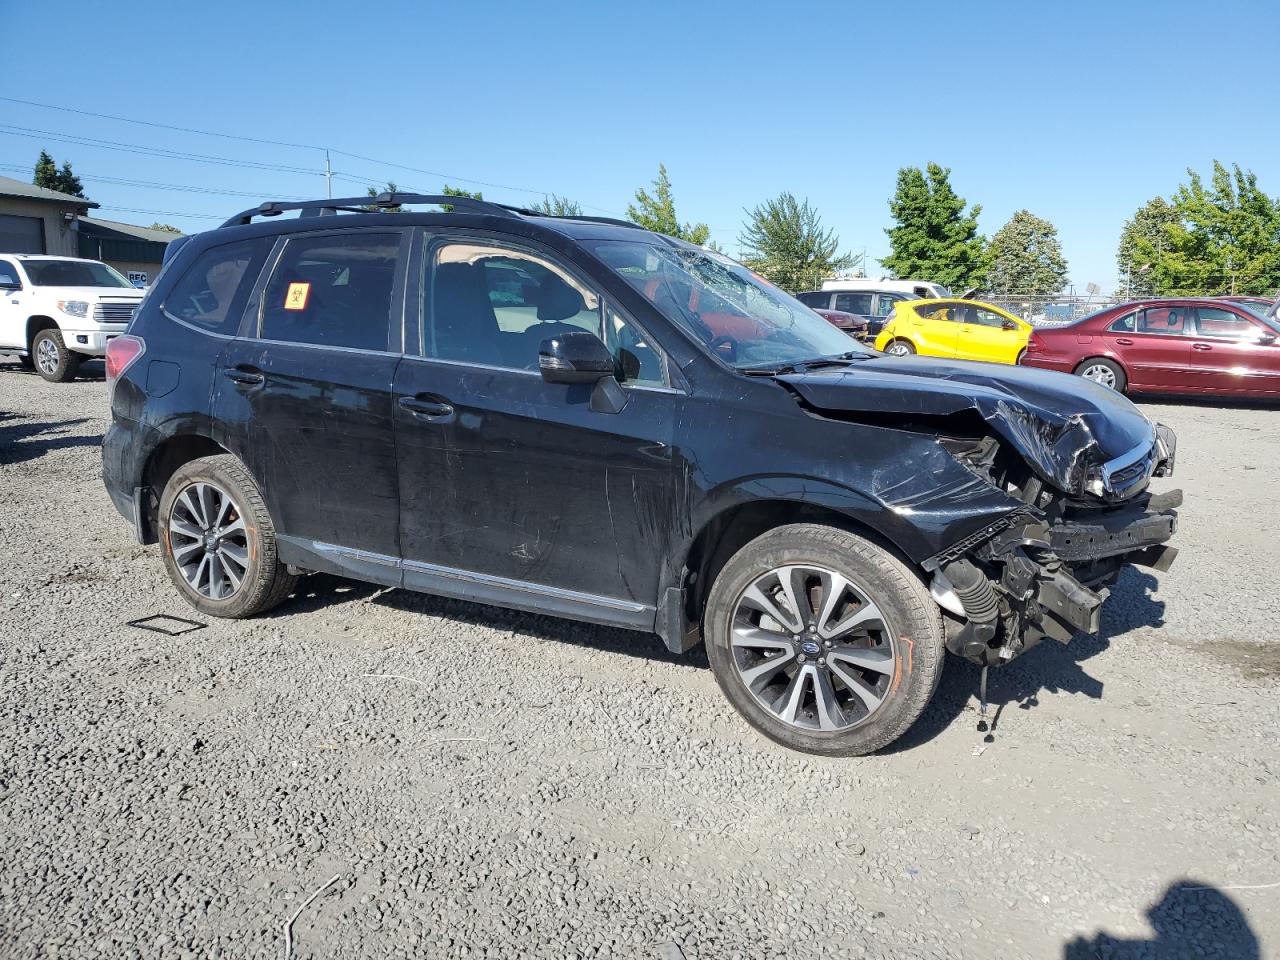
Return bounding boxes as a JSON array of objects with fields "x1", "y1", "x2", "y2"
[
  {"x1": 985, "y1": 210, "x2": 1069, "y2": 294},
  {"x1": 532, "y1": 195, "x2": 583, "y2": 216},
  {"x1": 33, "y1": 150, "x2": 85, "y2": 198},
  {"x1": 737, "y1": 192, "x2": 855, "y2": 292},
  {"x1": 882, "y1": 163, "x2": 985, "y2": 289},
  {"x1": 626, "y1": 164, "x2": 709, "y2": 245}
]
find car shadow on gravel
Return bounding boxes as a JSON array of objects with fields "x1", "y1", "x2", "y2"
[
  {"x1": 886, "y1": 567, "x2": 1166, "y2": 753},
  {"x1": 271, "y1": 573, "x2": 708, "y2": 668},
  {"x1": 1063, "y1": 879, "x2": 1259, "y2": 959},
  {"x1": 0, "y1": 359, "x2": 104, "y2": 381},
  {"x1": 0, "y1": 414, "x2": 102, "y2": 465}
]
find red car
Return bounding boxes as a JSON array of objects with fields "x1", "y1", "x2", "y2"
[
  {"x1": 812, "y1": 307, "x2": 870, "y2": 340},
  {"x1": 1021, "y1": 298, "x2": 1280, "y2": 398}
]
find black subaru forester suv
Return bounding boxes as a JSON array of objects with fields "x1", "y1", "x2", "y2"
[{"x1": 103, "y1": 193, "x2": 1180, "y2": 756}]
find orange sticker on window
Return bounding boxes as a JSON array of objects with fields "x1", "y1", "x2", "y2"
[{"x1": 284, "y1": 282, "x2": 310, "y2": 311}]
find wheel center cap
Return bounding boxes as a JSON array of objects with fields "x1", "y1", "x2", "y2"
[
  {"x1": 800, "y1": 640, "x2": 821, "y2": 656},
  {"x1": 203, "y1": 534, "x2": 218, "y2": 551}
]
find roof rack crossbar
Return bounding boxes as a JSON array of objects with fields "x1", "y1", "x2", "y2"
[
  {"x1": 220, "y1": 193, "x2": 523, "y2": 228},
  {"x1": 488, "y1": 202, "x2": 643, "y2": 230}
]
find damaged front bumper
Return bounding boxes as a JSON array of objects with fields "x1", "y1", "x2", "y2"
[{"x1": 926, "y1": 487, "x2": 1181, "y2": 666}]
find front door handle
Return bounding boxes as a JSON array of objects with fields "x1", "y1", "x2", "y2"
[
  {"x1": 1192, "y1": 342, "x2": 1213, "y2": 351},
  {"x1": 398, "y1": 395, "x2": 454, "y2": 419},
  {"x1": 224, "y1": 367, "x2": 264, "y2": 386},
  {"x1": 1114, "y1": 338, "x2": 1134, "y2": 345}
]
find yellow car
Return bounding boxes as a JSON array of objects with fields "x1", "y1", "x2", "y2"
[{"x1": 874, "y1": 299, "x2": 1032, "y2": 364}]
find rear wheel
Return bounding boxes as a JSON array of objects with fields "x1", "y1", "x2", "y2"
[
  {"x1": 1075, "y1": 357, "x2": 1126, "y2": 392},
  {"x1": 704, "y1": 524, "x2": 944, "y2": 756},
  {"x1": 31, "y1": 329, "x2": 81, "y2": 382},
  {"x1": 158, "y1": 454, "x2": 298, "y2": 618},
  {"x1": 884, "y1": 339, "x2": 915, "y2": 357}
]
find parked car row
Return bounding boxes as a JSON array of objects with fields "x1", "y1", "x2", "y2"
[{"x1": 795, "y1": 279, "x2": 1279, "y2": 400}]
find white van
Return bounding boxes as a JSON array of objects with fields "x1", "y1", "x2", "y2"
[{"x1": 821, "y1": 277, "x2": 951, "y2": 300}]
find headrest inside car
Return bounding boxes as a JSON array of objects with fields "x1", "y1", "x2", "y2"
[{"x1": 536, "y1": 274, "x2": 586, "y2": 321}]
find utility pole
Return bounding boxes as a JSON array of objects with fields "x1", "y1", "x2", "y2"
[{"x1": 324, "y1": 149, "x2": 332, "y2": 199}]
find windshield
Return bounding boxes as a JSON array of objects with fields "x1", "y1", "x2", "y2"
[
  {"x1": 589, "y1": 240, "x2": 871, "y2": 369},
  {"x1": 22, "y1": 259, "x2": 134, "y2": 288}
]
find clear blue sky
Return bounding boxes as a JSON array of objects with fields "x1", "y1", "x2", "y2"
[{"x1": 3, "y1": 0, "x2": 1277, "y2": 291}]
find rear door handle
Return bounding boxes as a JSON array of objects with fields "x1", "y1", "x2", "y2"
[
  {"x1": 398, "y1": 395, "x2": 454, "y2": 419},
  {"x1": 224, "y1": 367, "x2": 264, "y2": 386},
  {"x1": 1114, "y1": 338, "x2": 1134, "y2": 345},
  {"x1": 1192, "y1": 343, "x2": 1212, "y2": 351}
]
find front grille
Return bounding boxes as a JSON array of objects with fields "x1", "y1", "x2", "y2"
[
  {"x1": 1104, "y1": 447, "x2": 1155, "y2": 497},
  {"x1": 93, "y1": 302, "x2": 138, "y2": 324}
]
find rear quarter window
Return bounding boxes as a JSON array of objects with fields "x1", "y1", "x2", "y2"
[{"x1": 162, "y1": 237, "x2": 274, "y2": 335}]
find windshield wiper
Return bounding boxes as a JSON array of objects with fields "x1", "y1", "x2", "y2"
[{"x1": 737, "y1": 352, "x2": 868, "y2": 376}]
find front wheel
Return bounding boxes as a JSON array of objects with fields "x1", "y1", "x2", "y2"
[
  {"x1": 704, "y1": 524, "x2": 945, "y2": 756},
  {"x1": 158, "y1": 454, "x2": 298, "y2": 618},
  {"x1": 884, "y1": 339, "x2": 915, "y2": 357},
  {"x1": 31, "y1": 329, "x2": 82, "y2": 382}
]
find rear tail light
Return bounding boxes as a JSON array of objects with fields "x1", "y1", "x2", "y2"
[
  {"x1": 105, "y1": 334, "x2": 145, "y2": 384},
  {"x1": 1024, "y1": 333, "x2": 1041, "y2": 354}
]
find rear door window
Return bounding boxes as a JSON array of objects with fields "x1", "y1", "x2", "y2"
[
  {"x1": 260, "y1": 232, "x2": 402, "y2": 351},
  {"x1": 833, "y1": 292, "x2": 873, "y2": 315},
  {"x1": 1136, "y1": 306, "x2": 1189, "y2": 335},
  {"x1": 162, "y1": 237, "x2": 274, "y2": 335},
  {"x1": 796, "y1": 292, "x2": 830, "y2": 308}
]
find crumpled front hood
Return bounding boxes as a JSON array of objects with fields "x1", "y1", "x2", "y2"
[{"x1": 778, "y1": 356, "x2": 1156, "y2": 497}]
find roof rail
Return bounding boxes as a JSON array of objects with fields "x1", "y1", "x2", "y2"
[
  {"x1": 220, "y1": 192, "x2": 521, "y2": 228},
  {"x1": 489, "y1": 202, "x2": 643, "y2": 230}
]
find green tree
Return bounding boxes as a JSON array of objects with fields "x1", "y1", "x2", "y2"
[
  {"x1": 984, "y1": 210, "x2": 1069, "y2": 294},
  {"x1": 148, "y1": 222, "x2": 183, "y2": 234},
  {"x1": 531, "y1": 194, "x2": 583, "y2": 216},
  {"x1": 1138, "y1": 162, "x2": 1280, "y2": 296},
  {"x1": 362, "y1": 181, "x2": 402, "y2": 212},
  {"x1": 441, "y1": 183, "x2": 483, "y2": 213},
  {"x1": 626, "y1": 163, "x2": 709, "y2": 245},
  {"x1": 1116, "y1": 198, "x2": 1177, "y2": 298},
  {"x1": 882, "y1": 162, "x2": 985, "y2": 289},
  {"x1": 33, "y1": 149, "x2": 85, "y2": 198},
  {"x1": 737, "y1": 192, "x2": 855, "y2": 292}
]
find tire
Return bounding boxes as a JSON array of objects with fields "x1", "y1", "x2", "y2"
[
  {"x1": 31, "y1": 328, "x2": 82, "y2": 382},
  {"x1": 1074, "y1": 357, "x2": 1126, "y2": 393},
  {"x1": 158, "y1": 454, "x2": 298, "y2": 618},
  {"x1": 704, "y1": 523, "x2": 945, "y2": 756},
  {"x1": 884, "y1": 339, "x2": 915, "y2": 357}
]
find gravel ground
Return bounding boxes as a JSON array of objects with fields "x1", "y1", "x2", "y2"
[{"x1": 1, "y1": 359, "x2": 1277, "y2": 959}]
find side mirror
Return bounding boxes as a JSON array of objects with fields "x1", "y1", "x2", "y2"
[
  {"x1": 538, "y1": 331, "x2": 615, "y2": 384},
  {"x1": 1001, "y1": 319, "x2": 1018, "y2": 331},
  {"x1": 1260, "y1": 333, "x2": 1277, "y2": 345}
]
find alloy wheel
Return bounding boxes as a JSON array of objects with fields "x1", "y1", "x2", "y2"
[
  {"x1": 168, "y1": 481, "x2": 250, "y2": 600},
  {"x1": 36, "y1": 337, "x2": 60, "y2": 376},
  {"x1": 885, "y1": 342, "x2": 912, "y2": 357},
  {"x1": 730, "y1": 565, "x2": 897, "y2": 732},
  {"x1": 1080, "y1": 363, "x2": 1117, "y2": 388}
]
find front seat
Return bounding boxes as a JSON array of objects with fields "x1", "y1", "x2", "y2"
[{"x1": 431, "y1": 262, "x2": 503, "y2": 363}]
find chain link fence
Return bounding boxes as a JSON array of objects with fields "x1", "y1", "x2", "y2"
[{"x1": 978, "y1": 294, "x2": 1125, "y2": 327}]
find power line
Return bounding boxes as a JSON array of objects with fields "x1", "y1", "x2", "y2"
[
  {"x1": 0, "y1": 124, "x2": 319, "y2": 174},
  {"x1": 0, "y1": 95, "x2": 326, "y2": 152},
  {"x1": 0, "y1": 161, "x2": 310, "y2": 201},
  {"x1": 97, "y1": 205, "x2": 225, "y2": 220}
]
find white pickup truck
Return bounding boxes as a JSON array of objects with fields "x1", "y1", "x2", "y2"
[{"x1": 0, "y1": 255, "x2": 145, "y2": 382}]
